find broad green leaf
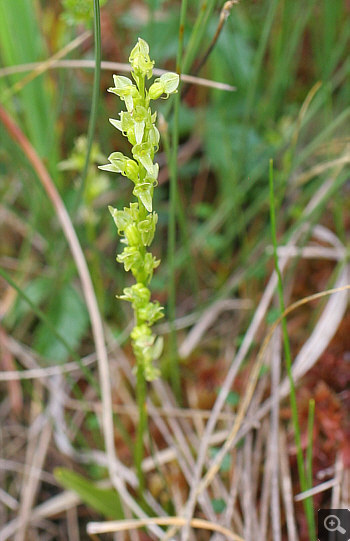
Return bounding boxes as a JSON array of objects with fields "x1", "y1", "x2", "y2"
[
  {"x1": 33, "y1": 283, "x2": 89, "y2": 363},
  {"x1": 0, "y1": 0, "x2": 58, "y2": 170},
  {"x1": 54, "y1": 468, "x2": 124, "y2": 520},
  {"x1": 9, "y1": 277, "x2": 52, "y2": 324}
]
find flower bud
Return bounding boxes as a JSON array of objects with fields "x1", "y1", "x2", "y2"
[
  {"x1": 148, "y1": 82, "x2": 164, "y2": 100},
  {"x1": 131, "y1": 324, "x2": 152, "y2": 342},
  {"x1": 125, "y1": 159, "x2": 139, "y2": 182}
]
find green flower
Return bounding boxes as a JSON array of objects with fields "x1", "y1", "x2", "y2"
[
  {"x1": 130, "y1": 324, "x2": 163, "y2": 381},
  {"x1": 108, "y1": 203, "x2": 140, "y2": 235},
  {"x1": 148, "y1": 124, "x2": 160, "y2": 148},
  {"x1": 133, "y1": 181, "x2": 154, "y2": 212},
  {"x1": 117, "y1": 246, "x2": 142, "y2": 273},
  {"x1": 132, "y1": 106, "x2": 150, "y2": 144},
  {"x1": 138, "y1": 212, "x2": 158, "y2": 246},
  {"x1": 143, "y1": 252, "x2": 160, "y2": 283},
  {"x1": 149, "y1": 72, "x2": 179, "y2": 99},
  {"x1": 109, "y1": 111, "x2": 133, "y2": 137},
  {"x1": 100, "y1": 152, "x2": 139, "y2": 183},
  {"x1": 124, "y1": 223, "x2": 142, "y2": 246},
  {"x1": 119, "y1": 283, "x2": 151, "y2": 308},
  {"x1": 108, "y1": 75, "x2": 139, "y2": 111},
  {"x1": 103, "y1": 39, "x2": 178, "y2": 380},
  {"x1": 129, "y1": 38, "x2": 154, "y2": 79},
  {"x1": 132, "y1": 142, "x2": 155, "y2": 174},
  {"x1": 138, "y1": 301, "x2": 164, "y2": 325}
]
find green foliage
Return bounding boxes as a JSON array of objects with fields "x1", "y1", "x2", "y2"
[
  {"x1": 33, "y1": 283, "x2": 89, "y2": 364},
  {"x1": 54, "y1": 468, "x2": 124, "y2": 519},
  {"x1": 9, "y1": 277, "x2": 52, "y2": 325},
  {"x1": 59, "y1": 136, "x2": 108, "y2": 223},
  {"x1": 266, "y1": 306, "x2": 281, "y2": 324},
  {"x1": 211, "y1": 498, "x2": 227, "y2": 514},
  {"x1": 209, "y1": 447, "x2": 231, "y2": 473},
  {"x1": 0, "y1": 0, "x2": 58, "y2": 170},
  {"x1": 225, "y1": 390, "x2": 240, "y2": 407},
  {"x1": 269, "y1": 161, "x2": 316, "y2": 540},
  {"x1": 100, "y1": 38, "x2": 179, "y2": 381},
  {"x1": 61, "y1": 0, "x2": 107, "y2": 27}
]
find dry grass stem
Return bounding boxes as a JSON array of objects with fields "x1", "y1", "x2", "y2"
[
  {"x1": 269, "y1": 332, "x2": 282, "y2": 541},
  {"x1": 2, "y1": 31, "x2": 91, "y2": 99},
  {"x1": 86, "y1": 516, "x2": 245, "y2": 540},
  {"x1": 179, "y1": 299, "x2": 252, "y2": 358},
  {"x1": 279, "y1": 431, "x2": 299, "y2": 541},
  {"x1": 0, "y1": 60, "x2": 236, "y2": 91},
  {"x1": 14, "y1": 419, "x2": 52, "y2": 541},
  {"x1": 294, "y1": 479, "x2": 340, "y2": 502}
]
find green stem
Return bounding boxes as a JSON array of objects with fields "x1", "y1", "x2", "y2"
[
  {"x1": 306, "y1": 398, "x2": 315, "y2": 490},
  {"x1": 182, "y1": 0, "x2": 217, "y2": 75},
  {"x1": 268, "y1": 159, "x2": 316, "y2": 540},
  {"x1": 161, "y1": 123, "x2": 199, "y2": 301},
  {"x1": 243, "y1": 0, "x2": 279, "y2": 124},
  {"x1": 135, "y1": 361, "x2": 147, "y2": 496},
  {"x1": 86, "y1": 218, "x2": 105, "y2": 310},
  {"x1": 167, "y1": 0, "x2": 188, "y2": 402},
  {"x1": 73, "y1": 0, "x2": 101, "y2": 214}
]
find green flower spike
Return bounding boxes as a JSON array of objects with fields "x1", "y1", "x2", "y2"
[{"x1": 100, "y1": 38, "x2": 179, "y2": 381}]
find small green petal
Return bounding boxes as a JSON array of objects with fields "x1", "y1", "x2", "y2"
[
  {"x1": 159, "y1": 72, "x2": 180, "y2": 94},
  {"x1": 98, "y1": 163, "x2": 119, "y2": 173},
  {"x1": 134, "y1": 120, "x2": 145, "y2": 144},
  {"x1": 109, "y1": 118, "x2": 122, "y2": 131},
  {"x1": 112, "y1": 75, "x2": 133, "y2": 89}
]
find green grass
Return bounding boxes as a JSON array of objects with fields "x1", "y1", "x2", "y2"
[{"x1": 269, "y1": 160, "x2": 316, "y2": 540}]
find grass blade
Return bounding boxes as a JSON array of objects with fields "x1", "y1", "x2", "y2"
[
  {"x1": 269, "y1": 159, "x2": 316, "y2": 540},
  {"x1": 72, "y1": 0, "x2": 102, "y2": 213}
]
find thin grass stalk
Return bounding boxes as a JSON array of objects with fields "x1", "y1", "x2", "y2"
[
  {"x1": 135, "y1": 363, "x2": 147, "y2": 496},
  {"x1": 182, "y1": 0, "x2": 217, "y2": 75},
  {"x1": 0, "y1": 60, "x2": 236, "y2": 92},
  {"x1": 0, "y1": 31, "x2": 91, "y2": 102},
  {"x1": 162, "y1": 0, "x2": 220, "y2": 117},
  {"x1": 306, "y1": 398, "x2": 315, "y2": 491},
  {"x1": 191, "y1": 1, "x2": 238, "y2": 78},
  {"x1": 243, "y1": 0, "x2": 279, "y2": 123},
  {"x1": 268, "y1": 159, "x2": 316, "y2": 540},
  {"x1": 167, "y1": 0, "x2": 188, "y2": 400},
  {"x1": 160, "y1": 123, "x2": 199, "y2": 301},
  {"x1": 73, "y1": 0, "x2": 101, "y2": 213},
  {"x1": 267, "y1": 0, "x2": 318, "y2": 117}
]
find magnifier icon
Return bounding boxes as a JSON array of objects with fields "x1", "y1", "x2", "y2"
[{"x1": 324, "y1": 515, "x2": 346, "y2": 534}]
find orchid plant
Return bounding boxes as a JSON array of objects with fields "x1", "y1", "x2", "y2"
[{"x1": 100, "y1": 38, "x2": 179, "y2": 381}]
